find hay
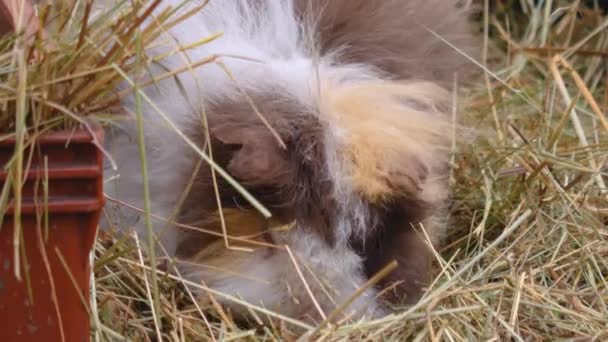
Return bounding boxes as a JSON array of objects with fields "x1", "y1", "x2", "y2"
[
  {"x1": 2, "y1": 2, "x2": 136, "y2": 131},
  {"x1": 3, "y1": 0, "x2": 607, "y2": 340}
]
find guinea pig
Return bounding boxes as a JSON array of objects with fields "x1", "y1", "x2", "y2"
[{"x1": 101, "y1": 0, "x2": 478, "y2": 324}]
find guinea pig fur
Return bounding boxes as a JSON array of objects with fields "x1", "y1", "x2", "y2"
[{"x1": 101, "y1": 0, "x2": 478, "y2": 324}]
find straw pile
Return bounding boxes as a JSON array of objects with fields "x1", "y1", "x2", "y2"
[
  {"x1": 2, "y1": 1, "x2": 142, "y2": 132},
  {"x1": 2, "y1": 0, "x2": 607, "y2": 340}
]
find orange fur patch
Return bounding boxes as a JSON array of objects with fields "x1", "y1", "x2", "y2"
[{"x1": 319, "y1": 81, "x2": 452, "y2": 203}]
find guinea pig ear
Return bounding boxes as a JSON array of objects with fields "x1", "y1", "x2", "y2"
[{"x1": 212, "y1": 124, "x2": 291, "y2": 187}]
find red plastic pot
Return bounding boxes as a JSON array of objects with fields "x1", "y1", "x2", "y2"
[
  {"x1": 1, "y1": 2, "x2": 104, "y2": 341},
  {"x1": 0, "y1": 125, "x2": 105, "y2": 342}
]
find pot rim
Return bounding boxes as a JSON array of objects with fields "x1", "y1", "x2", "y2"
[{"x1": 0, "y1": 122, "x2": 104, "y2": 146}]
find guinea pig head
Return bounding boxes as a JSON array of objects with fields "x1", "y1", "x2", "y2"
[{"x1": 199, "y1": 78, "x2": 452, "y2": 244}]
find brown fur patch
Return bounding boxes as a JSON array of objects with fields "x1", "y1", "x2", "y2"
[
  {"x1": 295, "y1": 0, "x2": 480, "y2": 84},
  {"x1": 350, "y1": 198, "x2": 438, "y2": 305}
]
